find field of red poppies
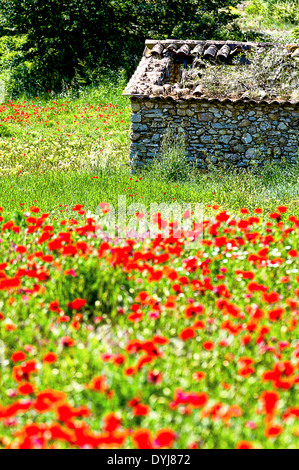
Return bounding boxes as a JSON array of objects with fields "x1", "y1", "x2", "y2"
[{"x1": 0, "y1": 202, "x2": 298, "y2": 449}]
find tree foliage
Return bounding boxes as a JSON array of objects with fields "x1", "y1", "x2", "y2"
[{"x1": 0, "y1": 0, "x2": 244, "y2": 93}]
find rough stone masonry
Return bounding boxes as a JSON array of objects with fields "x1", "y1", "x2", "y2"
[
  {"x1": 124, "y1": 39, "x2": 299, "y2": 169},
  {"x1": 129, "y1": 97, "x2": 299, "y2": 169}
]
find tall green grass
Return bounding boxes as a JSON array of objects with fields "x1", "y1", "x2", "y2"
[{"x1": 2, "y1": 157, "x2": 299, "y2": 222}]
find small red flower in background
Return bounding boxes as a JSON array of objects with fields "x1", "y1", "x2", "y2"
[
  {"x1": 102, "y1": 412, "x2": 122, "y2": 433},
  {"x1": 124, "y1": 367, "x2": 135, "y2": 376},
  {"x1": 132, "y1": 403, "x2": 150, "y2": 416},
  {"x1": 236, "y1": 440, "x2": 254, "y2": 449},
  {"x1": 147, "y1": 370, "x2": 162, "y2": 384},
  {"x1": 131, "y1": 429, "x2": 153, "y2": 449},
  {"x1": 11, "y1": 351, "x2": 27, "y2": 362},
  {"x1": 29, "y1": 206, "x2": 40, "y2": 213},
  {"x1": 17, "y1": 382, "x2": 35, "y2": 395},
  {"x1": 179, "y1": 327, "x2": 195, "y2": 341},
  {"x1": 49, "y1": 300, "x2": 61, "y2": 312},
  {"x1": 43, "y1": 352, "x2": 58, "y2": 364},
  {"x1": 269, "y1": 212, "x2": 281, "y2": 220},
  {"x1": 16, "y1": 245, "x2": 27, "y2": 254},
  {"x1": 192, "y1": 371, "x2": 206, "y2": 382},
  {"x1": 277, "y1": 206, "x2": 287, "y2": 213},
  {"x1": 264, "y1": 424, "x2": 283, "y2": 438},
  {"x1": 87, "y1": 375, "x2": 109, "y2": 393},
  {"x1": 67, "y1": 298, "x2": 86, "y2": 310},
  {"x1": 154, "y1": 429, "x2": 176, "y2": 448},
  {"x1": 171, "y1": 389, "x2": 209, "y2": 409},
  {"x1": 61, "y1": 336, "x2": 75, "y2": 347},
  {"x1": 202, "y1": 341, "x2": 214, "y2": 351},
  {"x1": 193, "y1": 320, "x2": 205, "y2": 330},
  {"x1": 259, "y1": 390, "x2": 280, "y2": 418}
]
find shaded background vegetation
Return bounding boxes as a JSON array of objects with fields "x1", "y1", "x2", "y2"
[
  {"x1": 0, "y1": 1, "x2": 297, "y2": 96},
  {"x1": 0, "y1": 0, "x2": 258, "y2": 96}
]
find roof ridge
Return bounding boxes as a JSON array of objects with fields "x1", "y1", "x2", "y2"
[{"x1": 145, "y1": 39, "x2": 276, "y2": 49}]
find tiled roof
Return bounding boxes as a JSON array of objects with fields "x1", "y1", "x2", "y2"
[{"x1": 123, "y1": 39, "x2": 299, "y2": 104}]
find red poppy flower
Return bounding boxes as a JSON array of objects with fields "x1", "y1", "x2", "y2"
[
  {"x1": 147, "y1": 370, "x2": 162, "y2": 384},
  {"x1": 18, "y1": 382, "x2": 35, "y2": 395},
  {"x1": 154, "y1": 429, "x2": 176, "y2": 448},
  {"x1": 193, "y1": 320, "x2": 205, "y2": 330},
  {"x1": 133, "y1": 404, "x2": 150, "y2": 416},
  {"x1": 185, "y1": 304, "x2": 204, "y2": 318},
  {"x1": 67, "y1": 298, "x2": 87, "y2": 310},
  {"x1": 61, "y1": 336, "x2": 75, "y2": 347},
  {"x1": 259, "y1": 390, "x2": 280, "y2": 416},
  {"x1": 43, "y1": 352, "x2": 58, "y2": 364},
  {"x1": 179, "y1": 327, "x2": 195, "y2": 341},
  {"x1": 11, "y1": 351, "x2": 27, "y2": 362},
  {"x1": 262, "y1": 291, "x2": 280, "y2": 303},
  {"x1": 269, "y1": 212, "x2": 281, "y2": 220},
  {"x1": 87, "y1": 375, "x2": 109, "y2": 393},
  {"x1": 215, "y1": 211, "x2": 230, "y2": 222},
  {"x1": 102, "y1": 413, "x2": 121, "y2": 433},
  {"x1": 124, "y1": 367, "x2": 135, "y2": 376},
  {"x1": 236, "y1": 440, "x2": 254, "y2": 449},
  {"x1": 264, "y1": 424, "x2": 283, "y2": 438},
  {"x1": 202, "y1": 341, "x2": 214, "y2": 351},
  {"x1": 0, "y1": 276, "x2": 21, "y2": 291},
  {"x1": 192, "y1": 371, "x2": 206, "y2": 381},
  {"x1": 131, "y1": 429, "x2": 153, "y2": 449}
]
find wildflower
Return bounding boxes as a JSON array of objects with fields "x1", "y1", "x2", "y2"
[
  {"x1": 154, "y1": 429, "x2": 176, "y2": 448},
  {"x1": 43, "y1": 352, "x2": 58, "y2": 364},
  {"x1": 236, "y1": 440, "x2": 254, "y2": 449},
  {"x1": 11, "y1": 351, "x2": 27, "y2": 363},
  {"x1": 202, "y1": 341, "x2": 214, "y2": 351},
  {"x1": 67, "y1": 298, "x2": 86, "y2": 310},
  {"x1": 179, "y1": 328, "x2": 195, "y2": 341}
]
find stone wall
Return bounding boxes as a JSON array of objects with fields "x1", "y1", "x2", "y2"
[{"x1": 129, "y1": 97, "x2": 299, "y2": 168}]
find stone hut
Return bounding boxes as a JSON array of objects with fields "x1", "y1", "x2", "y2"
[{"x1": 123, "y1": 39, "x2": 299, "y2": 168}]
